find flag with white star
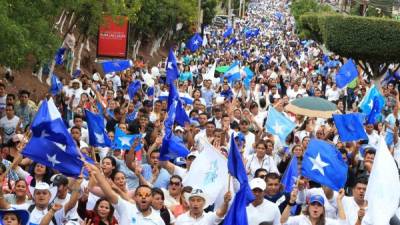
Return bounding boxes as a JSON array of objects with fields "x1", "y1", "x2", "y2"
[
  {"x1": 113, "y1": 127, "x2": 142, "y2": 151},
  {"x1": 265, "y1": 106, "x2": 296, "y2": 143},
  {"x1": 166, "y1": 48, "x2": 179, "y2": 85},
  {"x1": 85, "y1": 110, "x2": 112, "y2": 147},
  {"x1": 359, "y1": 85, "x2": 385, "y2": 116},
  {"x1": 302, "y1": 139, "x2": 348, "y2": 191},
  {"x1": 22, "y1": 137, "x2": 84, "y2": 177},
  {"x1": 186, "y1": 33, "x2": 203, "y2": 52}
]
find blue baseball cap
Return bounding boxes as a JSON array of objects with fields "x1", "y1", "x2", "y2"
[{"x1": 309, "y1": 194, "x2": 325, "y2": 205}]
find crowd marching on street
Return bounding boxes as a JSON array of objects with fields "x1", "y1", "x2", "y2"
[{"x1": 0, "y1": 0, "x2": 399, "y2": 224}]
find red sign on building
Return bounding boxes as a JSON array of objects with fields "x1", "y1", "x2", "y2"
[{"x1": 97, "y1": 16, "x2": 129, "y2": 58}]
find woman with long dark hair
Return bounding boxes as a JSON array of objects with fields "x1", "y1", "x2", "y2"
[
  {"x1": 27, "y1": 162, "x2": 53, "y2": 187},
  {"x1": 78, "y1": 197, "x2": 118, "y2": 225}
]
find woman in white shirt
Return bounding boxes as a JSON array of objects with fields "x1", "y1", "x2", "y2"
[{"x1": 281, "y1": 189, "x2": 347, "y2": 225}]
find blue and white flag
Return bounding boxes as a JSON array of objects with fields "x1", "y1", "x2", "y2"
[
  {"x1": 335, "y1": 59, "x2": 358, "y2": 88},
  {"x1": 223, "y1": 26, "x2": 233, "y2": 38},
  {"x1": 265, "y1": 106, "x2": 296, "y2": 142},
  {"x1": 245, "y1": 28, "x2": 260, "y2": 39},
  {"x1": 359, "y1": 85, "x2": 385, "y2": 116},
  {"x1": 187, "y1": 33, "x2": 203, "y2": 52},
  {"x1": 183, "y1": 141, "x2": 229, "y2": 207},
  {"x1": 128, "y1": 80, "x2": 141, "y2": 100},
  {"x1": 85, "y1": 110, "x2": 112, "y2": 147},
  {"x1": 333, "y1": 113, "x2": 368, "y2": 142},
  {"x1": 366, "y1": 96, "x2": 384, "y2": 125},
  {"x1": 223, "y1": 62, "x2": 241, "y2": 84},
  {"x1": 55, "y1": 48, "x2": 66, "y2": 65},
  {"x1": 31, "y1": 99, "x2": 78, "y2": 156},
  {"x1": 101, "y1": 59, "x2": 133, "y2": 74},
  {"x1": 224, "y1": 134, "x2": 254, "y2": 225},
  {"x1": 226, "y1": 37, "x2": 238, "y2": 48},
  {"x1": 281, "y1": 156, "x2": 299, "y2": 193},
  {"x1": 243, "y1": 67, "x2": 254, "y2": 89},
  {"x1": 302, "y1": 139, "x2": 348, "y2": 191},
  {"x1": 166, "y1": 48, "x2": 179, "y2": 84},
  {"x1": 50, "y1": 74, "x2": 63, "y2": 96},
  {"x1": 113, "y1": 127, "x2": 142, "y2": 151},
  {"x1": 22, "y1": 137, "x2": 83, "y2": 177}
]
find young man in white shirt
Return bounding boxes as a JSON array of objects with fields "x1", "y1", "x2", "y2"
[
  {"x1": 342, "y1": 177, "x2": 370, "y2": 225},
  {"x1": 87, "y1": 163, "x2": 165, "y2": 225},
  {"x1": 0, "y1": 104, "x2": 19, "y2": 144},
  {"x1": 246, "y1": 178, "x2": 281, "y2": 225},
  {"x1": 175, "y1": 188, "x2": 231, "y2": 225}
]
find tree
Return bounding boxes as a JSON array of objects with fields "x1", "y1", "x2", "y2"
[
  {"x1": 202, "y1": 0, "x2": 219, "y2": 26},
  {"x1": 299, "y1": 13, "x2": 400, "y2": 81},
  {"x1": 0, "y1": 1, "x2": 63, "y2": 69}
]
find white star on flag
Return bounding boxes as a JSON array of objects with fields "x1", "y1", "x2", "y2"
[
  {"x1": 345, "y1": 71, "x2": 351, "y2": 77},
  {"x1": 94, "y1": 132, "x2": 105, "y2": 144},
  {"x1": 167, "y1": 62, "x2": 173, "y2": 70},
  {"x1": 273, "y1": 122, "x2": 284, "y2": 135},
  {"x1": 309, "y1": 153, "x2": 329, "y2": 176},
  {"x1": 47, "y1": 154, "x2": 61, "y2": 167},
  {"x1": 368, "y1": 99, "x2": 374, "y2": 109},
  {"x1": 119, "y1": 136, "x2": 131, "y2": 147},
  {"x1": 193, "y1": 40, "x2": 199, "y2": 45}
]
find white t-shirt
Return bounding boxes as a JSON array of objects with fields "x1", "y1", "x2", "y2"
[
  {"x1": 175, "y1": 211, "x2": 223, "y2": 225},
  {"x1": 114, "y1": 196, "x2": 165, "y2": 225},
  {"x1": 342, "y1": 196, "x2": 371, "y2": 225},
  {"x1": 325, "y1": 88, "x2": 340, "y2": 102},
  {"x1": 284, "y1": 214, "x2": 346, "y2": 225},
  {"x1": 245, "y1": 154, "x2": 280, "y2": 178},
  {"x1": 0, "y1": 115, "x2": 19, "y2": 143},
  {"x1": 246, "y1": 199, "x2": 281, "y2": 225}
]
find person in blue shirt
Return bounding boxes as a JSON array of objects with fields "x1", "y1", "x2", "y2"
[{"x1": 179, "y1": 66, "x2": 193, "y2": 82}]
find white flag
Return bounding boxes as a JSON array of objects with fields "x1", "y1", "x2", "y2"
[
  {"x1": 183, "y1": 141, "x2": 229, "y2": 206},
  {"x1": 365, "y1": 137, "x2": 400, "y2": 225},
  {"x1": 203, "y1": 62, "x2": 216, "y2": 81}
]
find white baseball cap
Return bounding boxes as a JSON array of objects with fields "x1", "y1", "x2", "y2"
[{"x1": 250, "y1": 178, "x2": 266, "y2": 191}]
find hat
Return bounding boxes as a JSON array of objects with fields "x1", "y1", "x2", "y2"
[
  {"x1": 187, "y1": 151, "x2": 199, "y2": 159},
  {"x1": 184, "y1": 189, "x2": 209, "y2": 209},
  {"x1": 0, "y1": 209, "x2": 30, "y2": 225},
  {"x1": 250, "y1": 178, "x2": 266, "y2": 191},
  {"x1": 51, "y1": 174, "x2": 69, "y2": 187},
  {"x1": 174, "y1": 126, "x2": 185, "y2": 132},
  {"x1": 28, "y1": 182, "x2": 58, "y2": 204},
  {"x1": 309, "y1": 194, "x2": 325, "y2": 205}
]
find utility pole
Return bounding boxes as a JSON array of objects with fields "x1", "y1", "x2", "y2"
[
  {"x1": 242, "y1": 0, "x2": 246, "y2": 17},
  {"x1": 228, "y1": 0, "x2": 232, "y2": 25},
  {"x1": 198, "y1": 0, "x2": 202, "y2": 32}
]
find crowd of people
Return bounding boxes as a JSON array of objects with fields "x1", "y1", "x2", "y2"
[{"x1": 0, "y1": 0, "x2": 399, "y2": 224}]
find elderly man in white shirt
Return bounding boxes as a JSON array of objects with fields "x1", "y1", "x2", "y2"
[
  {"x1": 246, "y1": 178, "x2": 281, "y2": 225},
  {"x1": 175, "y1": 188, "x2": 231, "y2": 225}
]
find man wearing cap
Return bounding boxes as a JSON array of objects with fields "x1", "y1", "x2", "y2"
[
  {"x1": 175, "y1": 189, "x2": 231, "y2": 225},
  {"x1": 0, "y1": 178, "x2": 81, "y2": 225},
  {"x1": 247, "y1": 178, "x2": 281, "y2": 225}
]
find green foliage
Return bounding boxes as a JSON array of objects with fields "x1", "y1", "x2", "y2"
[
  {"x1": 299, "y1": 13, "x2": 400, "y2": 74},
  {"x1": 0, "y1": 1, "x2": 62, "y2": 69},
  {"x1": 202, "y1": 0, "x2": 218, "y2": 25},
  {"x1": 290, "y1": 0, "x2": 333, "y2": 21}
]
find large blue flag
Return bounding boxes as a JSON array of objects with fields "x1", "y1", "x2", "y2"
[
  {"x1": 223, "y1": 26, "x2": 233, "y2": 38},
  {"x1": 223, "y1": 62, "x2": 241, "y2": 84},
  {"x1": 335, "y1": 59, "x2": 358, "y2": 88},
  {"x1": 167, "y1": 82, "x2": 179, "y2": 111},
  {"x1": 31, "y1": 99, "x2": 78, "y2": 156},
  {"x1": 50, "y1": 74, "x2": 63, "y2": 96},
  {"x1": 333, "y1": 113, "x2": 368, "y2": 142},
  {"x1": 101, "y1": 59, "x2": 133, "y2": 74},
  {"x1": 175, "y1": 100, "x2": 190, "y2": 127},
  {"x1": 85, "y1": 110, "x2": 112, "y2": 147},
  {"x1": 166, "y1": 48, "x2": 179, "y2": 84},
  {"x1": 128, "y1": 80, "x2": 141, "y2": 100},
  {"x1": 224, "y1": 134, "x2": 254, "y2": 225},
  {"x1": 265, "y1": 106, "x2": 296, "y2": 142},
  {"x1": 281, "y1": 156, "x2": 298, "y2": 193},
  {"x1": 359, "y1": 85, "x2": 385, "y2": 116},
  {"x1": 366, "y1": 96, "x2": 384, "y2": 125},
  {"x1": 187, "y1": 33, "x2": 203, "y2": 52},
  {"x1": 302, "y1": 139, "x2": 348, "y2": 191},
  {"x1": 22, "y1": 137, "x2": 83, "y2": 177},
  {"x1": 160, "y1": 100, "x2": 190, "y2": 160},
  {"x1": 113, "y1": 127, "x2": 142, "y2": 151}
]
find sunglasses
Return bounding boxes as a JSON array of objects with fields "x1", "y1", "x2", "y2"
[
  {"x1": 169, "y1": 181, "x2": 181, "y2": 186},
  {"x1": 136, "y1": 193, "x2": 152, "y2": 198}
]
